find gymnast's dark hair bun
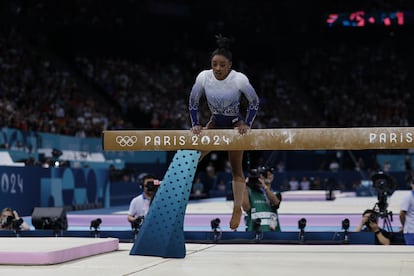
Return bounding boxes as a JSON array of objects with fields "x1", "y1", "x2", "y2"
[
  {"x1": 211, "y1": 34, "x2": 233, "y2": 61},
  {"x1": 215, "y1": 34, "x2": 233, "y2": 49}
]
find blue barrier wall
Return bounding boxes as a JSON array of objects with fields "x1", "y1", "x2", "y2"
[
  {"x1": 0, "y1": 167, "x2": 48, "y2": 215},
  {"x1": 0, "y1": 166, "x2": 110, "y2": 216},
  {"x1": 0, "y1": 127, "x2": 168, "y2": 214},
  {"x1": 2, "y1": 166, "x2": 406, "y2": 213}
]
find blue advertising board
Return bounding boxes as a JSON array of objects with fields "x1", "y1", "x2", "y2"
[{"x1": 0, "y1": 166, "x2": 110, "y2": 216}]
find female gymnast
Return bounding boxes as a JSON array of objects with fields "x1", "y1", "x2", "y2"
[{"x1": 188, "y1": 34, "x2": 260, "y2": 230}]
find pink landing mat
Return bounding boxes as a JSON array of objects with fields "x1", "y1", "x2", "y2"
[{"x1": 0, "y1": 237, "x2": 119, "y2": 265}]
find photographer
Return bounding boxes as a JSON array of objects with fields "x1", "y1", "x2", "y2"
[
  {"x1": 242, "y1": 167, "x2": 282, "y2": 232},
  {"x1": 354, "y1": 209, "x2": 391, "y2": 245},
  {"x1": 127, "y1": 174, "x2": 160, "y2": 227},
  {"x1": 0, "y1": 207, "x2": 30, "y2": 231}
]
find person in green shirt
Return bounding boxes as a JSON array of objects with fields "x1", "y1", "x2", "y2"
[{"x1": 242, "y1": 166, "x2": 282, "y2": 232}]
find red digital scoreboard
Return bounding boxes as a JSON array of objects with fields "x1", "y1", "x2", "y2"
[{"x1": 326, "y1": 10, "x2": 409, "y2": 27}]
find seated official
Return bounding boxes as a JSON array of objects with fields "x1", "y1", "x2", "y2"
[
  {"x1": 354, "y1": 209, "x2": 391, "y2": 245},
  {"x1": 0, "y1": 207, "x2": 30, "y2": 231},
  {"x1": 242, "y1": 167, "x2": 282, "y2": 232}
]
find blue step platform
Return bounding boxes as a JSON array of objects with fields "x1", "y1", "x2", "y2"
[{"x1": 130, "y1": 150, "x2": 201, "y2": 258}]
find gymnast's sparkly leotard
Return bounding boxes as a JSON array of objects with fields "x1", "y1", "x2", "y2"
[{"x1": 189, "y1": 69, "x2": 259, "y2": 128}]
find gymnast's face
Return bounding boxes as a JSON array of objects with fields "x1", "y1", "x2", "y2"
[{"x1": 211, "y1": 54, "x2": 232, "y2": 80}]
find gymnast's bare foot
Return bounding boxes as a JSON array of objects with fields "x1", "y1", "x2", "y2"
[{"x1": 229, "y1": 206, "x2": 242, "y2": 230}]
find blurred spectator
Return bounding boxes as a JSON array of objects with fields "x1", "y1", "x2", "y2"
[
  {"x1": 299, "y1": 176, "x2": 310, "y2": 191},
  {"x1": 329, "y1": 159, "x2": 340, "y2": 172},
  {"x1": 383, "y1": 161, "x2": 391, "y2": 173},
  {"x1": 191, "y1": 176, "x2": 206, "y2": 198},
  {"x1": 288, "y1": 176, "x2": 299, "y2": 191}
]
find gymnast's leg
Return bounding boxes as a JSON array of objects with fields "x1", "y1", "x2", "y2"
[{"x1": 228, "y1": 150, "x2": 245, "y2": 230}]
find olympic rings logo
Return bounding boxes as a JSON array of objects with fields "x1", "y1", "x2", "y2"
[{"x1": 115, "y1": 136, "x2": 138, "y2": 147}]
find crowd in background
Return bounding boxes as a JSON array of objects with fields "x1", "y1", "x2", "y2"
[
  {"x1": 73, "y1": 36, "x2": 412, "y2": 131},
  {"x1": 33, "y1": 36, "x2": 414, "y2": 131},
  {"x1": 2, "y1": 27, "x2": 412, "y2": 136},
  {"x1": 0, "y1": 28, "x2": 129, "y2": 137},
  {"x1": 1, "y1": 0, "x2": 414, "y2": 181}
]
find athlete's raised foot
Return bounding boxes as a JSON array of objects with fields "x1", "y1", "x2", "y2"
[{"x1": 229, "y1": 206, "x2": 242, "y2": 230}]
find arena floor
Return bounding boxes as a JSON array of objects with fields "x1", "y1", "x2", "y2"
[{"x1": 1, "y1": 190, "x2": 413, "y2": 276}]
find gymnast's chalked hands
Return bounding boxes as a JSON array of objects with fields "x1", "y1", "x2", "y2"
[
  {"x1": 236, "y1": 124, "x2": 250, "y2": 135},
  {"x1": 190, "y1": 125, "x2": 203, "y2": 135},
  {"x1": 191, "y1": 124, "x2": 249, "y2": 136}
]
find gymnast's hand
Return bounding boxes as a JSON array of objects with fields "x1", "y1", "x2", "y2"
[
  {"x1": 236, "y1": 124, "x2": 250, "y2": 135},
  {"x1": 191, "y1": 125, "x2": 203, "y2": 135}
]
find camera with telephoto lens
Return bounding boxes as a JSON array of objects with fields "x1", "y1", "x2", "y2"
[
  {"x1": 1, "y1": 216, "x2": 14, "y2": 228},
  {"x1": 365, "y1": 212, "x2": 378, "y2": 228},
  {"x1": 247, "y1": 169, "x2": 262, "y2": 191},
  {"x1": 371, "y1": 171, "x2": 396, "y2": 215},
  {"x1": 368, "y1": 213, "x2": 378, "y2": 222},
  {"x1": 1, "y1": 215, "x2": 23, "y2": 230},
  {"x1": 146, "y1": 179, "x2": 160, "y2": 192},
  {"x1": 12, "y1": 218, "x2": 23, "y2": 230},
  {"x1": 247, "y1": 166, "x2": 274, "y2": 191},
  {"x1": 131, "y1": 216, "x2": 144, "y2": 230},
  {"x1": 372, "y1": 171, "x2": 395, "y2": 195}
]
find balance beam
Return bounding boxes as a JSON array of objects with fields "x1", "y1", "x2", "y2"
[{"x1": 102, "y1": 127, "x2": 414, "y2": 151}]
